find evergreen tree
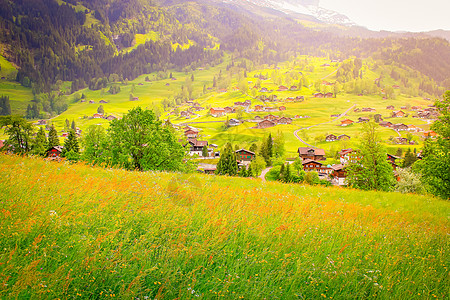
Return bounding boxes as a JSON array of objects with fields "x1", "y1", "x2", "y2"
[
  {"x1": 65, "y1": 119, "x2": 70, "y2": 130},
  {"x1": 285, "y1": 163, "x2": 292, "y2": 183},
  {"x1": 403, "y1": 148, "x2": 417, "y2": 168},
  {"x1": 0, "y1": 96, "x2": 11, "y2": 116},
  {"x1": 267, "y1": 133, "x2": 273, "y2": 158},
  {"x1": 47, "y1": 125, "x2": 60, "y2": 148},
  {"x1": 33, "y1": 127, "x2": 47, "y2": 156},
  {"x1": 279, "y1": 163, "x2": 285, "y2": 182},
  {"x1": 62, "y1": 130, "x2": 80, "y2": 160},
  {"x1": 249, "y1": 143, "x2": 257, "y2": 153},
  {"x1": 71, "y1": 120, "x2": 76, "y2": 130},
  {"x1": 202, "y1": 145, "x2": 208, "y2": 157},
  {"x1": 97, "y1": 105, "x2": 104, "y2": 114},
  {"x1": 215, "y1": 143, "x2": 237, "y2": 176},
  {"x1": 247, "y1": 164, "x2": 253, "y2": 177}
]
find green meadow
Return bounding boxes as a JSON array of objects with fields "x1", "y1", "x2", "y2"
[
  {"x1": 0, "y1": 55, "x2": 436, "y2": 157},
  {"x1": 0, "y1": 155, "x2": 448, "y2": 299}
]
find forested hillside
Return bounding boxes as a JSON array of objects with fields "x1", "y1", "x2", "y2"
[{"x1": 0, "y1": 0, "x2": 448, "y2": 98}]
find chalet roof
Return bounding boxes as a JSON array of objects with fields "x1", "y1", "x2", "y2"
[
  {"x1": 211, "y1": 107, "x2": 225, "y2": 111},
  {"x1": 187, "y1": 138, "x2": 208, "y2": 147},
  {"x1": 339, "y1": 148, "x2": 354, "y2": 156},
  {"x1": 331, "y1": 164, "x2": 345, "y2": 171},
  {"x1": 235, "y1": 149, "x2": 256, "y2": 155},
  {"x1": 47, "y1": 146, "x2": 64, "y2": 152},
  {"x1": 298, "y1": 147, "x2": 326, "y2": 156},
  {"x1": 302, "y1": 159, "x2": 324, "y2": 165}
]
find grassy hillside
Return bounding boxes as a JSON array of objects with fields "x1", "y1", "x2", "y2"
[
  {"x1": 0, "y1": 155, "x2": 448, "y2": 299},
  {"x1": 39, "y1": 55, "x2": 434, "y2": 157}
]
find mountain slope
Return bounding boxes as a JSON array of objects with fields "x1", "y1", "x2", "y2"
[{"x1": 222, "y1": 0, "x2": 356, "y2": 26}]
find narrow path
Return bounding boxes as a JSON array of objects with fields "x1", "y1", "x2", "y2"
[
  {"x1": 293, "y1": 104, "x2": 356, "y2": 147},
  {"x1": 259, "y1": 167, "x2": 272, "y2": 182}
]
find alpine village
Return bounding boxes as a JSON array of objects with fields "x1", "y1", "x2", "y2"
[{"x1": 0, "y1": 0, "x2": 449, "y2": 299}]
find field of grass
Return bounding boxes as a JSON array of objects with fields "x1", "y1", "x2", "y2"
[
  {"x1": 0, "y1": 81, "x2": 34, "y2": 115},
  {"x1": 0, "y1": 55, "x2": 17, "y2": 80},
  {"x1": 0, "y1": 155, "x2": 448, "y2": 299}
]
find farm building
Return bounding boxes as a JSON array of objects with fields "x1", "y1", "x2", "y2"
[{"x1": 298, "y1": 147, "x2": 326, "y2": 161}]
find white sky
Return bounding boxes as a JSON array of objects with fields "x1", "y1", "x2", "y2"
[{"x1": 319, "y1": 0, "x2": 450, "y2": 32}]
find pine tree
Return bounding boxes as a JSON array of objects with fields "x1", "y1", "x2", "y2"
[
  {"x1": 97, "y1": 105, "x2": 104, "y2": 114},
  {"x1": 285, "y1": 163, "x2": 292, "y2": 183},
  {"x1": 267, "y1": 133, "x2": 273, "y2": 158},
  {"x1": 65, "y1": 119, "x2": 70, "y2": 130},
  {"x1": 279, "y1": 163, "x2": 285, "y2": 182},
  {"x1": 215, "y1": 143, "x2": 237, "y2": 176},
  {"x1": 71, "y1": 120, "x2": 76, "y2": 130},
  {"x1": 202, "y1": 145, "x2": 208, "y2": 157},
  {"x1": 247, "y1": 164, "x2": 253, "y2": 177},
  {"x1": 47, "y1": 125, "x2": 60, "y2": 148},
  {"x1": 62, "y1": 130, "x2": 80, "y2": 160},
  {"x1": 33, "y1": 127, "x2": 47, "y2": 156}
]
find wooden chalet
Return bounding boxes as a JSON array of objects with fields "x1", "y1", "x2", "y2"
[
  {"x1": 338, "y1": 134, "x2": 350, "y2": 140},
  {"x1": 224, "y1": 107, "x2": 235, "y2": 114},
  {"x1": 37, "y1": 120, "x2": 47, "y2": 125},
  {"x1": 298, "y1": 147, "x2": 326, "y2": 161},
  {"x1": 265, "y1": 107, "x2": 278, "y2": 112},
  {"x1": 236, "y1": 149, "x2": 255, "y2": 162},
  {"x1": 185, "y1": 129, "x2": 198, "y2": 138},
  {"x1": 257, "y1": 120, "x2": 276, "y2": 129},
  {"x1": 93, "y1": 113, "x2": 103, "y2": 119},
  {"x1": 325, "y1": 134, "x2": 337, "y2": 142},
  {"x1": 99, "y1": 100, "x2": 108, "y2": 103},
  {"x1": 379, "y1": 121, "x2": 393, "y2": 127},
  {"x1": 254, "y1": 105, "x2": 264, "y2": 112},
  {"x1": 277, "y1": 86, "x2": 289, "y2": 91},
  {"x1": 423, "y1": 130, "x2": 437, "y2": 138},
  {"x1": 387, "y1": 154, "x2": 399, "y2": 170},
  {"x1": 290, "y1": 86, "x2": 298, "y2": 90},
  {"x1": 362, "y1": 107, "x2": 376, "y2": 112},
  {"x1": 131, "y1": 97, "x2": 139, "y2": 101},
  {"x1": 313, "y1": 93, "x2": 324, "y2": 98},
  {"x1": 392, "y1": 110, "x2": 406, "y2": 118},
  {"x1": 302, "y1": 159, "x2": 332, "y2": 175},
  {"x1": 106, "y1": 115, "x2": 117, "y2": 121},
  {"x1": 358, "y1": 117, "x2": 370, "y2": 123},
  {"x1": 47, "y1": 146, "x2": 63, "y2": 158},
  {"x1": 89, "y1": 100, "x2": 95, "y2": 104},
  {"x1": 210, "y1": 108, "x2": 226, "y2": 117},
  {"x1": 331, "y1": 164, "x2": 347, "y2": 186},
  {"x1": 279, "y1": 106, "x2": 286, "y2": 111},
  {"x1": 339, "y1": 148, "x2": 360, "y2": 164},
  {"x1": 228, "y1": 119, "x2": 241, "y2": 126},
  {"x1": 186, "y1": 139, "x2": 208, "y2": 157},
  {"x1": 393, "y1": 123, "x2": 408, "y2": 131},
  {"x1": 259, "y1": 87, "x2": 269, "y2": 93},
  {"x1": 277, "y1": 117, "x2": 292, "y2": 125},
  {"x1": 264, "y1": 114, "x2": 278, "y2": 121},
  {"x1": 386, "y1": 105, "x2": 395, "y2": 110},
  {"x1": 340, "y1": 119, "x2": 354, "y2": 126},
  {"x1": 324, "y1": 92, "x2": 333, "y2": 98}
]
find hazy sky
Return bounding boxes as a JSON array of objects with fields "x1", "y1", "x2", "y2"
[{"x1": 320, "y1": 0, "x2": 450, "y2": 32}]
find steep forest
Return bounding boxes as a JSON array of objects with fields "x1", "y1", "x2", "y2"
[{"x1": 0, "y1": 0, "x2": 449, "y2": 96}]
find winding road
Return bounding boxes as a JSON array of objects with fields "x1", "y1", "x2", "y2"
[{"x1": 293, "y1": 104, "x2": 356, "y2": 148}]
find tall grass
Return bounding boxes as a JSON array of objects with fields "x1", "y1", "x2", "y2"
[{"x1": 0, "y1": 155, "x2": 448, "y2": 299}]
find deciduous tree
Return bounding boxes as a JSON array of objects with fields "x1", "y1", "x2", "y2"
[{"x1": 346, "y1": 121, "x2": 395, "y2": 191}]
